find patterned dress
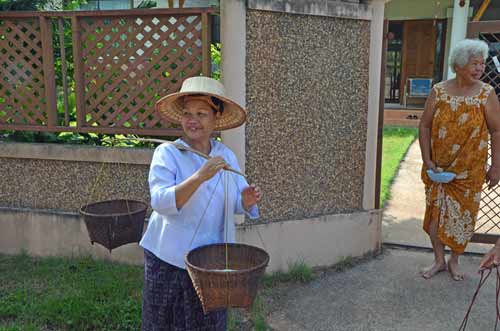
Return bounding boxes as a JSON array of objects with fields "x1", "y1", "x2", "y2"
[{"x1": 422, "y1": 81, "x2": 493, "y2": 254}]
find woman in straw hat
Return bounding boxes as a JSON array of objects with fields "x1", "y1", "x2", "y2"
[{"x1": 140, "y1": 76, "x2": 261, "y2": 330}]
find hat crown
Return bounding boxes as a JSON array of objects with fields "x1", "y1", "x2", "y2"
[{"x1": 180, "y1": 76, "x2": 226, "y2": 98}]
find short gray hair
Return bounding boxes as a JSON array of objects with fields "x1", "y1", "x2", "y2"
[{"x1": 449, "y1": 39, "x2": 489, "y2": 73}]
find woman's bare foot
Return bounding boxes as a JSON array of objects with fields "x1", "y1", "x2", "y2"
[
  {"x1": 421, "y1": 261, "x2": 447, "y2": 279},
  {"x1": 448, "y1": 259, "x2": 465, "y2": 281}
]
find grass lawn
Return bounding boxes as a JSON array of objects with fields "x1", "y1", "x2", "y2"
[
  {"x1": 0, "y1": 252, "x2": 316, "y2": 331},
  {"x1": 380, "y1": 126, "x2": 419, "y2": 207},
  {"x1": 0, "y1": 252, "x2": 277, "y2": 331},
  {"x1": 0, "y1": 253, "x2": 143, "y2": 331}
]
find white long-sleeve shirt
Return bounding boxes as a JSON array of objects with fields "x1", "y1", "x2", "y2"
[{"x1": 140, "y1": 138, "x2": 259, "y2": 269}]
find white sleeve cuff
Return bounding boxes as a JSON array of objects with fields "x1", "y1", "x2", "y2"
[{"x1": 151, "y1": 185, "x2": 180, "y2": 215}]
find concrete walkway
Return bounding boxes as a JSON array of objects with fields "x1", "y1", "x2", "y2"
[
  {"x1": 382, "y1": 140, "x2": 491, "y2": 254},
  {"x1": 262, "y1": 140, "x2": 500, "y2": 330},
  {"x1": 265, "y1": 248, "x2": 499, "y2": 331},
  {"x1": 260, "y1": 141, "x2": 500, "y2": 330}
]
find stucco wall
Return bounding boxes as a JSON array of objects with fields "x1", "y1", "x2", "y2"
[
  {"x1": 0, "y1": 142, "x2": 380, "y2": 272},
  {"x1": 245, "y1": 10, "x2": 370, "y2": 222},
  {"x1": 0, "y1": 207, "x2": 381, "y2": 272},
  {"x1": 0, "y1": 143, "x2": 150, "y2": 212}
]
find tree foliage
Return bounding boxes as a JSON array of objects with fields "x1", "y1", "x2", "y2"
[
  {"x1": 0, "y1": 0, "x2": 49, "y2": 11},
  {"x1": 0, "y1": 0, "x2": 84, "y2": 11}
]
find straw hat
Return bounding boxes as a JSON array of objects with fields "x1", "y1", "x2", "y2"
[{"x1": 156, "y1": 76, "x2": 247, "y2": 131}]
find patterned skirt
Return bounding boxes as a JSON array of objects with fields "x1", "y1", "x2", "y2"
[{"x1": 142, "y1": 249, "x2": 227, "y2": 331}]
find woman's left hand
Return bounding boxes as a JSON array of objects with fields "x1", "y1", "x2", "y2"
[
  {"x1": 486, "y1": 165, "x2": 500, "y2": 189},
  {"x1": 242, "y1": 185, "x2": 262, "y2": 211}
]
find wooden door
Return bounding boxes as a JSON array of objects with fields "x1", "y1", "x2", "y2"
[{"x1": 400, "y1": 20, "x2": 437, "y2": 98}]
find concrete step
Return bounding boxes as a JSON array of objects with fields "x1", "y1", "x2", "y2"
[{"x1": 384, "y1": 109, "x2": 423, "y2": 127}]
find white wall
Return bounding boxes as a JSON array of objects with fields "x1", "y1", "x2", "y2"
[{"x1": 0, "y1": 208, "x2": 381, "y2": 272}]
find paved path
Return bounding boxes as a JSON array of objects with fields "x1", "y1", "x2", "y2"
[
  {"x1": 265, "y1": 248, "x2": 499, "y2": 331},
  {"x1": 262, "y1": 140, "x2": 500, "y2": 330},
  {"x1": 382, "y1": 140, "x2": 491, "y2": 254}
]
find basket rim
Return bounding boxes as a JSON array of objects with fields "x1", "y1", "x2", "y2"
[
  {"x1": 79, "y1": 199, "x2": 148, "y2": 218},
  {"x1": 185, "y1": 243, "x2": 270, "y2": 275}
]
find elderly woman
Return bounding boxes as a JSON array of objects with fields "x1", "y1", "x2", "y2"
[
  {"x1": 139, "y1": 76, "x2": 261, "y2": 330},
  {"x1": 419, "y1": 39, "x2": 500, "y2": 281}
]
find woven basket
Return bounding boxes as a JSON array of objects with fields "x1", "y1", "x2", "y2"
[
  {"x1": 185, "y1": 243, "x2": 270, "y2": 313},
  {"x1": 79, "y1": 199, "x2": 147, "y2": 252}
]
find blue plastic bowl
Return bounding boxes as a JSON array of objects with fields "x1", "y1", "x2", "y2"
[{"x1": 426, "y1": 169, "x2": 456, "y2": 183}]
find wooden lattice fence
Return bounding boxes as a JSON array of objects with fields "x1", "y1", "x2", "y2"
[
  {"x1": 468, "y1": 21, "x2": 500, "y2": 244},
  {"x1": 0, "y1": 8, "x2": 213, "y2": 136}
]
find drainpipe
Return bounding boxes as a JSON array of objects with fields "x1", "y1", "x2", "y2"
[{"x1": 447, "y1": 0, "x2": 470, "y2": 79}]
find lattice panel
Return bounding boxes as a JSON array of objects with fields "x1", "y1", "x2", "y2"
[
  {"x1": 0, "y1": 18, "x2": 47, "y2": 126},
  {"x1": 476, "y1": 141, "x2": 500, "y2": 235},
  {"x1": 475, "y1": 32, "x2": 500, "y2": 236},
  {"x1": 479, "y1": 32, "x2": 500, "y2": 97},
  {"x1": 79, "y1": 15, "x2": 203, "y2": 130}
]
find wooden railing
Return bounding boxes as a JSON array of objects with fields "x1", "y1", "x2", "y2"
[{"x1": 0, "y1": 8, "x2": 213, "y2": 136}]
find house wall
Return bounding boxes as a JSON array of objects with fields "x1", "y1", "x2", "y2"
[
  {"x1": 385, "y1": 0, "x2": 496, "y2": 81},
  {"x1": 385, "y1": 0, "x2": 454, "y2": 20},
  {"x1": 384, "y1": 0, "x2": 457, "y2": 81}
]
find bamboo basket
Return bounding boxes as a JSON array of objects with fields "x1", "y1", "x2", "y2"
[
  {"x1": 79, "y1": 199, "x2": 147, "y2": 252},
  {"x1": 185, "y1": 243, "x2": 269, "y2": 313}
]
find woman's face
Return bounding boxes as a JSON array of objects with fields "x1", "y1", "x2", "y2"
[
  {"x1": 180, "y1": 96, "x2": 217, "y2": 142},
  {"x1": 455, "y1": 55, "x2": 486, "y2": 83}
]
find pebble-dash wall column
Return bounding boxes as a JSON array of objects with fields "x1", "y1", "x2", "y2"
[{"x1": 245, "y1": 0, "x2": 373, "y2": 222}]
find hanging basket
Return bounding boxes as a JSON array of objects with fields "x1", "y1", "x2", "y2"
[
  {"x1": 185, "y1": 243, "x2": 270, "y2": 313},
  {"x1": 79, "y1": 199, "x2": 147, "y2": 252}
]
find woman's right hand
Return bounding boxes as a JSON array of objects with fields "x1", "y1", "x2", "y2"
[
  {"x1": 196, "y1": 156, "x2": 228, "y2": 182},
  {"x1": 424, "y1": 160, "x2": 438, "y2": 172},
  {"x1": 479, "y1": 239, "x2": 500, "y2": 271}
]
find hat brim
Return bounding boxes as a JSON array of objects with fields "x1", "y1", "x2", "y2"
[{"x1": 156, "y1": 91, "x2": 247, "y2": 131}]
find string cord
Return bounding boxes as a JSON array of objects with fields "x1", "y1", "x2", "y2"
[
  {"x1": 224, "y1": 171, "x2": 230, "y2": 306},
  {"x1": 188, "y1": 172, "x2": 223, "y2": 249},
  {"x1": 224, "y1": 171, "x2": 229, "y2": 268},
  {"x1": 116, "y1": 158, "x2": 132, "y2": 243},
  {"x1": 496, "y1": 267, "x2": 500, "y2": 330},
  {"x1": 188, "y1": 162, "x2": 267, "y2": 252},
  {"x1": 459, "y1": 266, "x2": 500, "y2": 331},
  {"x1": 85, "y1": 161, "x2": 107, "y2": 210},
  {"x1": 227, "y1": 171, "x2": 267, "y2": 251}
]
